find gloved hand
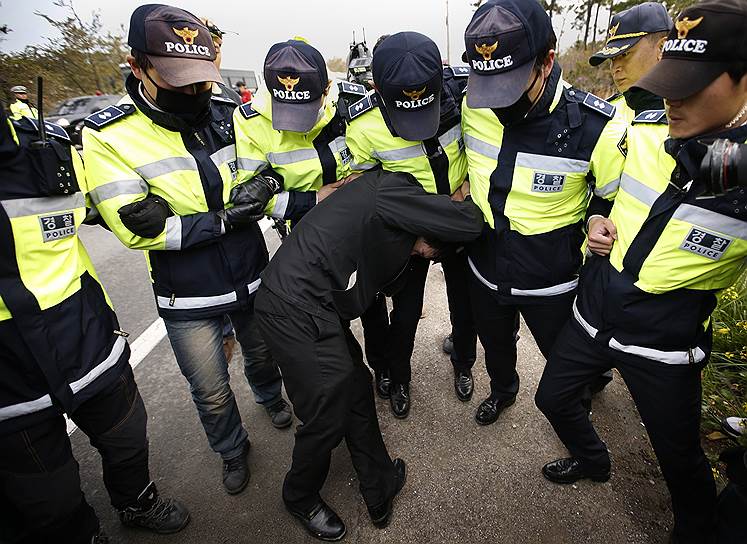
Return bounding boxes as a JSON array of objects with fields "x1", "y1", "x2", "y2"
[
  {"x1": 218, "y1": 170, "x2": 283, "y2": 230},
  {"x1": 231, "y1": 170, "x2": 283, "y2": 207},
  {"x1": 118, "y1": 194, "x2": 173, "y2": 238},
  {"x1": 216, "y1": 202, "x2": 266, "y2": 230}
]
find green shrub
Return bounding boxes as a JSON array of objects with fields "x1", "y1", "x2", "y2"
[{"x1": 703, "y1": 271, "x2": 747, "y2": 449}]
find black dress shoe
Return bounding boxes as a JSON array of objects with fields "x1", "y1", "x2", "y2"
[
  {"x1": 454, "y1": 370, "x2": 473, "y2": 402},
  {"x1": 286, "y1": 500, "x2": 346, "y2": 542},
  {"x1": 474, "y1": 396, "x2": 515, "y2": 426},
  {"x1": 222, "y1": 440, "x2": 250, "y2": 494},
  {"x1": 542, "y1": 457, "x2": 610, "y2": 484},
  {"x1": 368, "y1": 458, "x2": 407, "y2": 528},
  {"x1": 442, "y1": 334, "x2": 454, "y2": 355},
  {"x1": 375, "y1": 370, "x2": 391, "y2": 400},
  {"x1": 390, "y1": 383, "x2": 410, "y2": 419}
]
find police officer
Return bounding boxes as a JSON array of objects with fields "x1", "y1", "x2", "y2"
[
  {"x1": 461, "y1": 0, "x2": 627, "y2": 426},
  {"x1": 233, "y1": 38, "x2": 357, "y2": 225},
  {"x1": 7, "y1": 85, "x2": 37, "y2": 120},
  {"x1": 345, "y1": 31, "x2": 477, "y2": 417},
  {"x1": 535, "y1": 2, "x2": 747, "y2": 542},
  {"x1": 0, "y1": 108, "x2": 188, "y2": 542},
  {"x1": 588, "y1": 2, "x2": 673, "y2": 123},
  {"x1": 200, "y1": 17, "x2": 243, "y2": 105},
  {"x1": 254, "y1": 168, "x2": 483, "y2": 541},
  {"x1": 82, "y1": 5, "x2": 291, "y2": 496}
]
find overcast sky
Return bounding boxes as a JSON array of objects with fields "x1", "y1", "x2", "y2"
[{"x1": 1, "y1": 0, "x2": 594, "y2": 76}]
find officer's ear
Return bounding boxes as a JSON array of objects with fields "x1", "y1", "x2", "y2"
[
  {"x1": 542, "y1": 50, "x2": 556, "y2": 79},
  {"x1": 127, "y1": 55, "x2": 144, "y2": 82},
  {"x1": 323, "y1": 79, "x2": 332, "y2": 97},
  {"x1": 656, "y1": 37, "x2": 667, "y2": 61}
]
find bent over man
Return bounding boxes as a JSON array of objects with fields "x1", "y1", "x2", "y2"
[{"x1": 255, "y1": 170, "x2": 484, "y2": 541}]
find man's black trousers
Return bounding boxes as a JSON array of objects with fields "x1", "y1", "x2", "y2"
[
  {"x1": 468, "y1": 272, "x2": 575, "y2": 400},
  {"x1": 361, "y1": 252, "x2": 477, "y2": 384},
  {"x1": 0, "y1": 365, "x2": 150, "y2": 544},
  {"x1": 255, "y1": 287, "x2": 397, "y2": 511},
  {"x1": 535, "y1": 320, "x2": 717, "y2": 544}
]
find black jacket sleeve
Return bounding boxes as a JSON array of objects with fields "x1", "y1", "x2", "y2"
[{"x1": 375, "y1": 174, "x2": 484, "y2": 242}]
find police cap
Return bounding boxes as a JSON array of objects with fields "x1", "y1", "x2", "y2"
[
  {"x1": 264, "y1": 39, "x2": 328, "y2": 133},
  {"x1": 372, "y1": 31, "x2": 443, "y2": 141},
  {"x1": 589, "y1": 2, "x2": 673, "y2": 66},
  {"x1": 463, "y1": 0, "x2": 552, "y2": 109},
  {"x1": 10, "y1": 86, "x2": 27, "y2": 94},
  {"x1": 636, "y1": 0, "x2": 747, "y2": 100},
  {"x1": 128, "y1": 4, "x2": 221, "y2": 87}
]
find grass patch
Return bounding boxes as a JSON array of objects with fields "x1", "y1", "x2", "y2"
[{"x1": 702, "y1": 271, "x2": 747, "y2": 480}]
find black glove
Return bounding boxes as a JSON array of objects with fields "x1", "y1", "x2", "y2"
[
  {"x1": 231, "y1": 171, "x2": 282, "y2": 207},
  {"x1": 216, "y1": 203, "x2": 266, "y2": 230},
  {"x1": 118, "y1": 194, "x2": 173, "y2": 238},
  {"x1": 219, "y1": 171, "x2": 283, "y2": 230}
]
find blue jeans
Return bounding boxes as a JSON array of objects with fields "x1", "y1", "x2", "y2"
[{"x1": 164, "y1": 308, "x2": 283, "y2": 460}]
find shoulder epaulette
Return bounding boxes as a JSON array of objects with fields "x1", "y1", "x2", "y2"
[
  {"x1": 84, "y1": 104, "x2": 136, "y2": 130},
  {"x1": 238, "y1": 102, "x2": 259, "y2": 120},
  {"x1": 632, "y1": 109, "x2": 667, "y2": 125},
  {"x1": 580, "y1": 92, "x2": 616, "y2": 119},
  {"x1": 344, "y1": 93, "x2": 378, "y2": 123},
  {"x1": 448, "y1": 66, "x2": 470, "y2": 78},
  {"x1": 13, "y1": 116, "x2": 71, "y2": 142},
  {"x1": 337, "y1": 80, "x2": 367, "y2": 98}
]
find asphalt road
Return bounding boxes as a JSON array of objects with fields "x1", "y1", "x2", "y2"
[{"x1": 73, "y1": 225, "x2": 674, "y2": 544}]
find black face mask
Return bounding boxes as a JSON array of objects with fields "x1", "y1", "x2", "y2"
[
  {"x1": 18, "y1": 98, "x2": 29, "y2": 104},
  {"x1": 144, "y1": 71, "x2": 212, "y2": 121},
  {"x1": 492, "y1": 70, "x2": 543, "y2": 126}
]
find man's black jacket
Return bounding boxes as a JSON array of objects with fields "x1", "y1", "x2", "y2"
[{"x1": 261, "y1": 169, "x2": 484, "y2": 321}]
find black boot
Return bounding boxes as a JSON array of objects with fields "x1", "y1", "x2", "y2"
[
  {"x1": 223, "y1": 440, "x2": 251, "y2": 494},
  {"x1": 390, "y1": 383, "x2": 410, "y2": 419},
  {"x1": 266, "y1": 398, "x2": 293, "y2": 429},
  {"x1": 368, "y1": 458, "x2": 407, "y2": 528},
  {"x1": 118, "y1": 481, "x2": 190, "y2": 534},
  {"x1": 375, "y1": 370, "x2": 391, "y2": 399},
  {"x1": 454, "y1": 369, "x2": 473, "y2": 402}
]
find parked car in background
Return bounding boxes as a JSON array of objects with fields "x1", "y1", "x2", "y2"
[{"x1": 47, "y1": 94, "x2": 121, "y2": 147}]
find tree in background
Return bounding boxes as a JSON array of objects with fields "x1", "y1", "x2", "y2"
[
  {"x1": 0, "y1": 0, "x2": 127, "y2": 110},
  {"x1": 327, "y1": 57, "x2": 347, "y2": 74}
]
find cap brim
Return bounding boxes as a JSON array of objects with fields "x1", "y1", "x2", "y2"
[
  {"x1": 149, "y1": 55, "x2": 223, "y2": 87},
  {"x1": 634, "y1": 58, "x2": 730, "y2": 101},
  {"x1": 466, "y1": 59, "x2": 533, "y2": 109},
  {"x1": 271, "y1": 99, "x2": 321, "y2": 132},
  {"x1": 588, "y1": 37, "x2": 641, "y2": 66},
  {"x1": 386, "y1": 101, "x2": 440, "y2": 141}
]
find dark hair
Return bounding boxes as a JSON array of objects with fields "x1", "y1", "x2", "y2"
[
  {"x1": 236, "y1": 81, "x2": 246, "y2": 87},
  {"x1": 533, "y1": 29, "x2": 558, "y2": 71},
  {"x1": 131, "y1": 49, "x2": 152, "y2": 71},
  {"x1": 727, "y1": 61, "x2": 747, "y2": 83}
]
